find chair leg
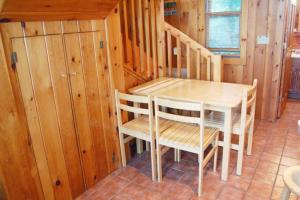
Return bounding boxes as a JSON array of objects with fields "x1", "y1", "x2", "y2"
[
  {"x1": 136, "y1": 138, "x2": 143, "y2": 154},
  {"x1": 213, "y1": 133, "x2": 219, "y2": 173},
  {"x1": 146, "y1": 142, "x2": 150, "y2": 152},
  {"x1": 280, "y1": 186, "x2": 291, "y2": 200},
  {"x1": 119, "y1": 133, "x2": 126, "y2": 167},
  {"x1": 198, "y1": 153, "x2": 204, "y2": 196},
  {"x1": 174, "y1": 149, "x2": 178, "y2": 162},
  {"x1": 236, "y1": 132, "x2": 245, "y2": 176},
  {"x1": 247, "y1": 122, "x2": 254, "y2": 155},
  {"x1": 157, "y1": 144, "x2": 162, "y2": 182},
  {"x1": 177, "y1": 150, "x2": 181, "y2": 162},
  {"x1": 150, "y1": 141, "x2": 157, "y2": 181}
]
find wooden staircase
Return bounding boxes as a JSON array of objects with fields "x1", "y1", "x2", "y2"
[{"x1": 118, "y1": 0, "x2": 223, "y2": 85}]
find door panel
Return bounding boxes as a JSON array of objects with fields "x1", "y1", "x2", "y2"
[
  {"x1": 9, "y1": 19, "x2": 116, "y2": 199},
  {"x1": 12, "y1": 38, "x2": 56, "y2": 200},
  {"x1": 64, "y1": 33, "x2": 100, "y2": 188},
  {"x1": 24, "y1": 36, "x2": 72, "y2": 199},
  {"x1": 46, "y1": 35, "x2": 85, "y2": 197},
  {"x1": 79, "y1": 32, "x2": 109, "y2": 179}
]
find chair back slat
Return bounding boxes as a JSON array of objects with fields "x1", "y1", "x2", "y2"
[
  {"x1": 155, "y1": 97, "x2": 202, "y2": 111},
  {"x1": 115, "y1": 90, "x2": 151, "y2": 117},
  {"x1": 157, "y1": 111, "x2": 201, "y2": 124},
  {"x1": 119, "y1": 104, "x2": 149, "y2": 115},
  {"x1": 118, "y1": 92, "x2": 149, "y2": 104}
]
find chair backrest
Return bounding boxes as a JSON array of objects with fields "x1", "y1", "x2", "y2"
[
  {"x1": 154, "y1": 96, "x2": 205, "y2": 147},
  {"x1": 240, "y1": 79, "x2": 258, "y2": 129},
  {"x1": 115, "y1": 90, "x2": 153, "y2": 130}
]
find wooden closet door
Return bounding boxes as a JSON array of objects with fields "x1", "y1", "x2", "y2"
[
  {"x1": 63, "y1": 30, "x2": 115, "y2": 187},
  {"x1": 12, "y1": 35, "x2": 84, "y2": 199}
]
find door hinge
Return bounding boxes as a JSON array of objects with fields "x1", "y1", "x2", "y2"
[
  {"x1": 11, "y1": 52, "x2": 18, "y2": 70},
  {"x1": 100, "y1": 41, "x2": 104, "y2": 49}
]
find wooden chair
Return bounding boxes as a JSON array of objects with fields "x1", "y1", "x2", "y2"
[
  {"x1": 115, "y1": 90, "x2": 173, "y2": 181},
  {"x1": 154, "y1": 97, "x2": 219, "y2": 196},
  {"x1": 205, "y1": 79, "x2": 258, "y2": 175}
]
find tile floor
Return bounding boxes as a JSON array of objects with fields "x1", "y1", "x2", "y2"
[{"x1": 77, "y1": 100, "x2": 300, "y2": 200}]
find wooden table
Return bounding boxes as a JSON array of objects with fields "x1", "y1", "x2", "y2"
[{"x1": 129, "y1": 77, "x2": 252, "y2": 181}]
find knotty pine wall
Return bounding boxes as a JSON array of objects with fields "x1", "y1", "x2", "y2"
[
  {"x1": 0, "y1": 17, "x2": 123, "y2": 199},
  {"x1": 165, "y1": 0, "x2": 290, "y2": 121}
]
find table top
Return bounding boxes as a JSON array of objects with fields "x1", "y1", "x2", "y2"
[{"x1": 129, "y1": 78, "x2": 252, "y2": 108}]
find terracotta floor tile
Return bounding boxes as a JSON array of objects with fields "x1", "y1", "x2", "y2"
[
  {"x1": 217, "y1": 186, "x2": 245, "y2": 200},
  {"x1": 274, "y1": 175, "x2": 285, "y2": 187},
  {"x1": 247, "y1": 180, "x2": 273, "y2": 199},
  {"x1": 271, "y1": 186, "x2": 298, "y2": 200},
  {"x1": 118, "y1": 166, "x2": 140, "y2": 181},
  {"x1": 256, "y1": 160, "x2": 279, "y2": 174},
  {"x1": 281, "y1": 157, "x2": 300, "y2": 167},
  {"x1": 260, "y1": 152, "x2": 281, "y2": 164},
  {"x1": 278, "y1": 165, "x2": 288, "y2": 175},
  {"x1": 232, "y1": 166, "x2": 255, "y2": 180},
  {"x1": 242, "y1": 156, "x2": 259, "y2": 168},
  {"x1": 226, "y1": 175, "x2": 251, "y2": 191},
  {"x1": 164, "y1": 168, "x2": 184, "y2": 181},
  {"x1": 252, "y1": 171, "x2": 276, "y2": 185},
  {"x1": 77, "y1": 101, "x2": 300, "y2": 200}
]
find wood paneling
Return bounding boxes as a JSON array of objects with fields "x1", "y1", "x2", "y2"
[
  {"x1": 166, "y1": 0, "x2": 290, "y2": 121},
  {"x1": 0, "y1": 0, "x2": 118, "y2": 21},
  {"x1": 0, "y1": 19, "x2": 119, "y2": 199},
  {"x1": 0, "y1": 35, "x2": 44, "y2": 200}
]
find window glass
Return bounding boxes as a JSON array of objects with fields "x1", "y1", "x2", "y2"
[
  {"x1": 207, "y1": 15, "x2": 240, "y2": 49},
  {"x1": 207, "y1": 0, "x2": 242, "y2": 12}
]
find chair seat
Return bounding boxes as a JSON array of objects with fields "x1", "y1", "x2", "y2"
[
  {"x1": 205, "y1": 111, "x2": 251, "y2": 135},
  {"x1": 121, "y1": 115, "x2": 174, "y2": 140},
  {"x1": 159, "y1": 122, "x2": 218, "y2": 154}
]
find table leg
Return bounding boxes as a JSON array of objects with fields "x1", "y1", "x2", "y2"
[{"x1": 221, "y1": 107, "x2": 232, "y2": 181}]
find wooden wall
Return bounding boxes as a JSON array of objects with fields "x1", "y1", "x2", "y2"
[
  {"x1": 165, "y1": 0, "x2": 289, "y2": 121},
  {"x1": 0, "y1": 19, "x2": 120, "y2": 199}
]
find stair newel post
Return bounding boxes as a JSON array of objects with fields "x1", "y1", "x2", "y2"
[
  {"x1": 155, "y1": 0, "x2": 166, "y2": 77},
  {"x1": 213, "y1": 55, "x2": 223, "y2": 82}
]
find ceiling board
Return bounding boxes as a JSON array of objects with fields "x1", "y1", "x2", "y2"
[{"x1": 0, "y1": 0, "x2": 119, "y2": 21}]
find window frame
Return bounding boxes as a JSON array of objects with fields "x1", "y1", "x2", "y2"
[{"x1": 204, "y1": 0, "x2": 248, "y2": 65}]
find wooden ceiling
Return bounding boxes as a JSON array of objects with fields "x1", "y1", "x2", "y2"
[{"x1": 0, "y1": 0, "x2": 119, "y2": 21}]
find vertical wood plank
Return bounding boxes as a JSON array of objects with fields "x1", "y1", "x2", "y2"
[
  {"x1": 23, "y1": 22, "x2": 44, "y2": 36},
  {"x1": 144, "y1": 0, "x2": 152, "y2": 77},
  {"x1": 25, "y1": 36, "x2": 72, "y2": 199},
  {"x1": 105, "y1": 5, "x2": 124, "y2": 170},
  {"x1": 176, "y1": 36, "x2": 181, "y2": 78},
  {"x1": 156, "y1": 0, "x2": 166, "y2": 77},
  {"x1": 64, "y1": 33, "x2": 99, "y2": 188},
  {"x1": 62, "y1": 20, "x2": 79, "y2": 33},
  {"x1": 80, "y1": 32, "x2": 109, "y2": 179},
  {"x1": 167, "y1": 30, "x2": 172, "y2": 77},
  {"x1": 207, "y1": 56, "x2": 211, "y2": 81},
  {"x1": 94, "y1": 30, "x2": 119, "y2": 173},
  {"x1": 45, "y1": 35, "x2": 85, "y2": 197},
  {"x1": 137, "y1": 0, "x2": 146, "y2": 74},
  {"x1": 150, "y1": 0, "x2": 158, "y2": 78},
  {"x1": 78, "y1": 20, "x2": 93, "y2": 32},
  {"x1": 196, "y1": 49, "x2": 201, "y2": 80},
  {"x1": 130, "y1": 0, "x2": 141, "y2": 72},
  {"x1": 43, "y1": 21, "x2": 62, "y2": 35},
  {"x1": 1, "y1": 36, "x2": 44, "y2": 200},
  {"x1": 122, "y1": 0, "x2": 133, "y2": 66},
  {"x1": 12, "y1": 38, "x2": 55, "y2": 200},
  {"x1": 186, "y1": 42, "x2": 191, "y2": 78}
]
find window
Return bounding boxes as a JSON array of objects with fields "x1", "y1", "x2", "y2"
[{"x1": 206, "y1": 0, "x2": 242, "y2": 56}]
